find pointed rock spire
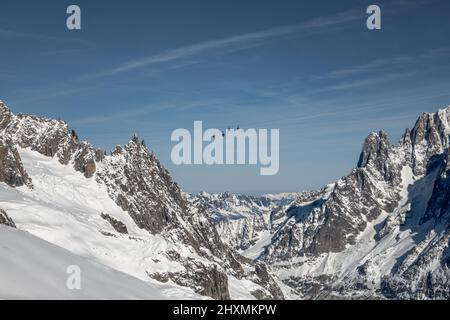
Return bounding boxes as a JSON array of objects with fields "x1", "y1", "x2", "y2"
[
  {"x1": 357, "y1": 130, "x2": 390, "y2": 168},
  {"x1": 0, "y1": 209, "x2": 16, "y2": 228},
  {"x1": 0, "y1": 101, "x2": 13, "y2": 131}
]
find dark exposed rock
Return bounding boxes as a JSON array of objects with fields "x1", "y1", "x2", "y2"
[
  {"x1": 0, "y1": 103, "x2": 103, "y2": 179},
  {"x1": 251, "y1": 289, "x2": 272, "y2": 300},
  {"x1": 380, "y1": 232, "x2": 450, "y2": 299},
  {"x1": 95, "y1": 149, "x2": 106, "y2": 162},
  {"x1": 148, "y1": 263, "x2": 231, "y2": 300},
  {"x1": 73, "y1": 145, "x2": 97, "y2": 178},
  {"x1": 147, "y1": 271, "x2": 169, "y2": 283},
  {"x1": 99, "y1": 230, "x2": 116, "y2": 237},
  {"x1": 419, "y1": 154, "x2": 450, "y2": 225},
  {"x1": 100, "y1": 213, "x2": 128, "y2": 234},
  {"x1": 0, "y1": 209, "x2": 16, "y2": 228},
  {"x1": 199, "y1": 265, "x2": 230, "y2": 300},
  {"x1": 0, "y1": 140, "x2": 32, "y2": 188},
  {"x1": 408, "y1": 111, "x2": 449, "y2": 175},
  {"x1": 265, "y1": 169, "x2": 398, "y2": 259},
  {"x1": 0, "y1": 102, "x2": 12, "y2": 131},
  {"x1": 358, "y1": 131, "x2": 390, "y2": 174},
  {"x1": 253, "y1": 262, "x2": 285, "y2": 300}
]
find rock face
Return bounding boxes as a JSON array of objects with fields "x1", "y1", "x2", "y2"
[
  {"x1": 100, "y1": 213, "x2": 128, "y2": 234},
  {"x1": 199, "y1": 106, "x2": 450, "y2": 300},
  {"x1": 4, "y1": 97, "x2": 449, "y2": 300},
  {"x1": 97, "y1": 137, "x2": 186, "y2": 235},
  {"x1": 265, "y1": 106, "x2": 450, "y2": 299},
  {"x1": 0, "y1": 139, "x2": 32, "y2": 188},
  {"x1": 0, "y1": 102, "x2": 101, "y2": 179},
  {"x1": 193, "y1": 192, "x2": 299, "y2": 253},
  {"x1": 0, "y1": 209, "x2": 15, "y2": 228},
  {"x1": 0, "y1": 100, "x2": 283, "y2": 300},
  {"x1": 154, "y1": 263, "x2": 231, "y2": 300}
]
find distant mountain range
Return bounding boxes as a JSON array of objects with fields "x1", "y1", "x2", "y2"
[
  {"x1": 1, "y1": 99, "x2": 449, "y2": 299},
  {"x1": 198, "y1": 106, "x2": 450, "y2": 299}
]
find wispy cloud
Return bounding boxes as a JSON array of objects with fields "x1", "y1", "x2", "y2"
[
  {"x1": 87, "y1": 0, "x2": 436, "y2": 80},
  {"x1": 297, "y1": 46, "x2": 450, "y2": 96},
  {"x1": 71, "y1": 96, "x2": 233, "y2": 126},
  {"x1": 29, "y1": 48, "x2": 94, "y2": 57},
  {"x1": 238, "y1": 80, "x2": 450, "y2": 130},
  {"x1": 11, "y1": 85, "x2": 97, "y2": 107},
  {"x1": 307, "y1": 71, "x2": 416, "y2": 94},
  {"x1": 314, "y1": 47, "x2": 450, "y2": 81},
  {"x1": 88, "y1": 9, "x2": 362, "y2": 78},
  {"x1": 0, "y1": 28, "x2": 92, "y2": 45}
]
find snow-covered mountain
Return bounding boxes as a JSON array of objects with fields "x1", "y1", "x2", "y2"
[
  {"x1": 2, "y1": 98, "x2": 450, "y2": 300},
  {"x1": 198, "y1": 106, "x2": 450, "y2": 299},
  {"x1": 190, "y1": 192, "x2": 300, "y2": 259},
  {"x1": 0, "y1": 100, "x2": 284, "y2": 300}
]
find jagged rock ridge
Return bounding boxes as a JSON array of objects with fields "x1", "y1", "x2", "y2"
[
  {"x1": 4, "y1": 98, "x2": 450, "y2": 300},
  {"x1": 0, "y1": 100, "x2": 284, "y2": 300},
  {"x1": 191, "y1": 192, "x2": 298, "y2": 253},
  {"x1": 199, "y1": 105, "x2": 450, "y2": 299}
]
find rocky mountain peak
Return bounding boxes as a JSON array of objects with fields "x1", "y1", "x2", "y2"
[
  {"x1": 0, "y1": 100, "x2": 7, "y2": 111},
  {"x1": 0, "y1": 138, "x2": 33, "y2": 188},
  {"x1": 0, "y1": 101, "x2": 12, "y2": 131},
  {"x1": 253, "y1": 105, "x2": 450, "y2": 298},
  {"x1": 358, "y1": 130, "x2": 391, "y2": 169},
  {"x1": 0, "y1": 106, "x2": 103, "y2": 179},
  {"x1": 0, "y1": 100, "x2": 285, "y2": 300},
  {"x1": 403, "y1": 106, "x2": 450, "y2": 175}
]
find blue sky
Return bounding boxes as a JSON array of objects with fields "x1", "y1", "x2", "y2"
[{"x1": 1, "y1": 0, "x2": 450, "y2": 194}]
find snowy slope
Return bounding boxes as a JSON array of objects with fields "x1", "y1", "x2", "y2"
[
  {"x1": 0, "y1": 148, "x2": 269, "y2": 300},
  {"x1": 0, "y1": 100, "x2": 284, "y2": 300},
  {"x1": 0, "y1": 225, "x2": 200, "y2": 299},
  {"x1": 0, "y1": 148, "x2": 202, "y2": 299}
]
